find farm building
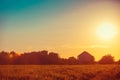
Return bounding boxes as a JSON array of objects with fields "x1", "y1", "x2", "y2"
[{"x1": 77, "y1": 51, "x2": 95, "y2": 64}]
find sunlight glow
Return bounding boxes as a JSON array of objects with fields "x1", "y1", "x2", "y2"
[{"x1": 97, "y1": 23, "x2": 117, "y2": 40}]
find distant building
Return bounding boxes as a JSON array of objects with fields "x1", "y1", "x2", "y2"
[{"x1": 77, "y1": 51, "x2": 95, "y2": 64}]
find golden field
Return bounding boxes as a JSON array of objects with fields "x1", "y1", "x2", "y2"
[{"x1": 0, "y1": 65, "x2": 120, "y2": 80}]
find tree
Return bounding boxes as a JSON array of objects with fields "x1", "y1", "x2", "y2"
[
  {"x1": 0, "y1": 51, "x2": 9, "y2": 64},
  {"x1": 39, "y1": 50, "x2": 49, "y2": 64},
  {"x1": 9, "y1": 51, "x2": 19, "y2": 64},
  {"x1": 68, "y1": 57, "x2": 78, "y2": 65},
  {"x1": 48, "y1": 52, "x2": 60, "y2": 64},
  {"x1": 98, "y1": 54, "x2": 114, "y2": 64}
]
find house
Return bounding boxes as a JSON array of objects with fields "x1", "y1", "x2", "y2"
[{"x1": 77, "y1": 51, "x2": 94, "y2": 64}]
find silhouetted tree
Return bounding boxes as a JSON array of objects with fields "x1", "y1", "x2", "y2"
[
  {"x1": 9, "y1": 51, "x2": 20, "y2": 64},
  {"x1": 1, "y1": 50, "x2": 117, "y2": 65},
  {"x1": 117, "y1": 60, "x2": 120, "y2": 64},
  {"x1": 59, "y1": 58, "x2": 68, "y2": 65},
  {"x1": 68, "y1": 57, "x2": 78, "y2": 65},
  {"x1": 48, "y1": 52, "x2": 60, "y2": 64},
  {"x1": 39, "y1": 50, "x2": 49, "y2": 64},
  {"x1": 0, "y1": 51, "x2": 9, "y2": 64},
  {"x1": 78, "y1": 51, "x2": 95, "y2": 64},
  {"x1": 98, "y1": 54, "x2": 114, "y2": 64},
  {"x1": 18, "y1": 53, "x2": 31, "y2": 64},
  {"x1": 18, "y1": 51, "x2": 45, "y2": 65}
]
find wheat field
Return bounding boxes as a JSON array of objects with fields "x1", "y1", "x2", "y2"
[{"x1": 0, "y1": 65, "x2": 120, "y2": 80}]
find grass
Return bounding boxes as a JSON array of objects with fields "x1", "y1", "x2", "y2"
[{"x1": 0, "y1": 65, "x2": 120, "y2": 80}]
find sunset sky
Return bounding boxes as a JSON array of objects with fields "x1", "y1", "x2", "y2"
[{"x1": 1, "y1": 0, "x2": 120, "y2": 61}]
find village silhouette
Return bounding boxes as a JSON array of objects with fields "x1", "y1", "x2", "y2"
[{"x1": 0, "y1": 50, "x2": 118, "y2": 65}]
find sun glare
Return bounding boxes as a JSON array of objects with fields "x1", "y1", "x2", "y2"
[{"x1": 97, "y1": 23, "x2": 117, "y2": 40}]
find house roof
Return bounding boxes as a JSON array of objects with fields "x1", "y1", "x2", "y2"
[{"x1": 78, "y1": 51, "x2": 93, "y2": 57}]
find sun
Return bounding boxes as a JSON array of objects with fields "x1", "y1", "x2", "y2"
[{"x1": 97, "y1": 23, "x2": 117, "y2": 40}]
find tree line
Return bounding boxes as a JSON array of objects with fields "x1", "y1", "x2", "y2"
[{"x1": 0, "y1": 50, "x2": 119, "y2": 65}]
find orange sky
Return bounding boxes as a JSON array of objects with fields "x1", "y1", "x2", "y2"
[{"x1": 1, "y1": 0, "x2": 120, "y2": 61}]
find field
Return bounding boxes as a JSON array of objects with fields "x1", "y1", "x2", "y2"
[{"x1": 0, "y1": 65, "x2": 120, "y2": 80}]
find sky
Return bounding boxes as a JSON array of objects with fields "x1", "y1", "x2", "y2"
[{"x1": 0, "y1": 0, "x2": 120, "y2": 61}]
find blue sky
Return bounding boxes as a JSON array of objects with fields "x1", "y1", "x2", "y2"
[{"x1": 1, "y1": 0, "x2": 76, "y2": 29}]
